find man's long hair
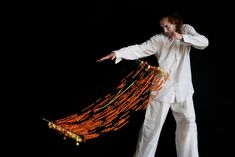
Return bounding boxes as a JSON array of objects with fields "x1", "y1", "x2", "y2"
[{"x1": 164, "y1": 12, "x2": 183, "y2": 33}]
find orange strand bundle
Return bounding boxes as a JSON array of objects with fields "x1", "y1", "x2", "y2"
[{"x1": 44, "y1": 60, "x2": 169, "y2": 146}]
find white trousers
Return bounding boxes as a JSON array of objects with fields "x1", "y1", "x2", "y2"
[{"x1": 133, "y1": 99, "x2": 199, "y2": 157}]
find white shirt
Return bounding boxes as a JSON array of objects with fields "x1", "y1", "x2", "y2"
[{"x1": 114, "y1": 24, "x2": 209, "y2": 103}]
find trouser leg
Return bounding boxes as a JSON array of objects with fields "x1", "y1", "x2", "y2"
[
  {"x1": 133, "y1": 100, "x2": 170, "y2": 157},
  {"x1": 171, "y1": 99, "x2": 199, "y2": 157}
]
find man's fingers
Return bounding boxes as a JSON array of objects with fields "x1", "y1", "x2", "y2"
[
  {"x1": 96, "y1": 53, "x2": 115, "y2": 62},
  {"x1": 96, "y1": 58, "x2": 103, "y2": 62},
  {"x1": 96, "y1": 58, "x2": 105, "y2": 62},
  {"x1": 96, "y1": 56, "x2": 108, "y2": 62}
]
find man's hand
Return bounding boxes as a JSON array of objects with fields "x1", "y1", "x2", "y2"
[
  {"x1": 96, "y1": 52, "x2": 116, "y2": 62},
  {"x1": 170, "y1": 32, "x2": 183, "y2": 40}
]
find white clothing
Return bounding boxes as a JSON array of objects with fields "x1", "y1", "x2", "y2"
[
  {"x1": 113, "y1": 24, "x2": 208, "y2": 157},
  {"x1": 114, "y1": 24, "x2": 209, "y2": 103},
  {"x1": 133, "y1": 99, "x2": 198, "y2": 157}
]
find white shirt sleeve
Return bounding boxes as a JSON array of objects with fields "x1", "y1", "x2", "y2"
[
  {"x1": 182, "y1": 24, "x2": 209, "y2": 50},
  {"x1": 114, "y1": 35, "x2": 161, "y2": 64}
]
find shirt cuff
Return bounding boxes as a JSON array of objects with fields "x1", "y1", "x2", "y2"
[
  {"x1": 182, "y1": 34, "x2": 190, "y2": 43},
  {"x1": 114, "y1": 51, "x2": 122, "y2": 64}
]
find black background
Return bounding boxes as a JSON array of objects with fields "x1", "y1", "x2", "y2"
[{"x1": 12, "y1": 0, "x2": 234, "y2": 157}]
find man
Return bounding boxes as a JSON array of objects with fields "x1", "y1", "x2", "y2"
[{"x1": 96, "y1": 12, "x2": 209, "y2": 157}]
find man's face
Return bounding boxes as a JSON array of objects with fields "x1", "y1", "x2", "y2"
[{"x1": 160, "y1": 17, "x2": 176, "y2": 37}]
